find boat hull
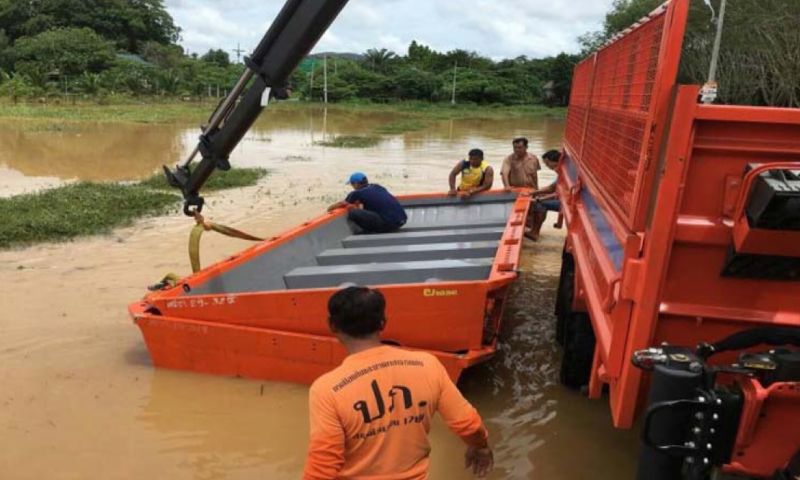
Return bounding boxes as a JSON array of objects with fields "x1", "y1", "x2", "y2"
[{"x1": 130, "y1": 191, "x2": 529, "y2": 383}]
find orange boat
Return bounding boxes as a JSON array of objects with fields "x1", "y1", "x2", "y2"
[{"x1": 129, "y1": 191, "x2": 530, "y2": 383}]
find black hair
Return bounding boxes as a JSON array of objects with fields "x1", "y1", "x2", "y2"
[
  {"x1": 542, "y1": 149, "x2": 561, "y2": 162},
  {"x1": 512, "y1": 137, "x2": 528, "y2": 147},
  {"x1": 328, "y1": 286, "x2": 386, "y2": 337},
  {"x1": 468, "y1": 148, "x2": 484, "y2": 159}
]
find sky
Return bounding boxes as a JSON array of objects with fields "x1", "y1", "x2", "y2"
[{"x1": 164, "y1": 0, "x2": 615, "y2": 61}]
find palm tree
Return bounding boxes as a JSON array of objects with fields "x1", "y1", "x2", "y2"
[{"x1": 362, "y1": 48, "x2": 397, "y2": 72}]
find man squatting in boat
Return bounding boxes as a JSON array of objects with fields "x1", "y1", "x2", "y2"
[
  {"x1": 303, "y1": 286, "x2": 494, "y2": 479},
  {"x1": 327, "y1": 172, "x2": 408, "y2": 234}
]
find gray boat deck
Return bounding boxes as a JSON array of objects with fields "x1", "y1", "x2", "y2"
[{"x1": 187, "y1": 193, "x2": 516, "y2": 294}]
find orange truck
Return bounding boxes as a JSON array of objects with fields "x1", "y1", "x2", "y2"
[{"x1": 553, "y1": 0, "x2": 800, "y2": 478}]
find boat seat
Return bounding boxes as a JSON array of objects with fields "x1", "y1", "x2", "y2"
[
  {"x1": 284, "y1": 258, "x2": 494, "y2": 289},
  {"x1": 400, "y1": 220, "x2": 507, "y2": 233},
  {"x1": 316, "y1": 240, "x2": 499, "y2": 266},
  {"x1": 341, "y1": 227, "x2": 504, "y2": 249}
]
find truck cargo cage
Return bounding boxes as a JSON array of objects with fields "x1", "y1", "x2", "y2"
[{"x1": 556, "y1": 0, "x2": 800, "y2": 478}]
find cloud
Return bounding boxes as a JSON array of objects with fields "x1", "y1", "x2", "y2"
[{"x1": 165, "y1": 0, "x2": 614, "y2": 59}]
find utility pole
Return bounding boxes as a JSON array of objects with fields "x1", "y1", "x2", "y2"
[
  {"x1": 309, "y1": 60, "x2": 315, "y2": 101},
  {"x1": 323, "y1": 54, "x2": 328, "y2": 105},
  {"x1": 451, "y1": 61, "x2": 458, "y2": 105},
  {"x1": 701, "y1": 0, "x2": 727, "y2": 104},
  {"x1": 232, "y1": 43, "x2": 245, "y2": 64}
]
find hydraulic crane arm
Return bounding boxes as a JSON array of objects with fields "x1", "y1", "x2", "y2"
[{"x1": 163, "y1": 0, "x2": 349, "y2": 215}]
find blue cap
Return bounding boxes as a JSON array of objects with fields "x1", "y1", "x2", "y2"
[{"x1": 346, "y1": 172, "x2": 367, "y2": 184}]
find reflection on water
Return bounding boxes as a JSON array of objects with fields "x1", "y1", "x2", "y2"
[
  {"x1": 0, "y1": 107, "x2": 564, "y2": 192},
  {"x1": 0, "y1": 108, "x2": 638, "y2": 479},
  {"x1": 0, "y1": 122, "x2": 184, "y2": 182}
]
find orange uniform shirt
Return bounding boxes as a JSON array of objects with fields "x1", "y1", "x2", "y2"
[{"x1": 303, "y1": 346, "x2": 488, "y2": 480}]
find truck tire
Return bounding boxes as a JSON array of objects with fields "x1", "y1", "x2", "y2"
[
  {"x1": 559, "y1": 311, "x2": 596, "y2": 390},
  {"x1": 554, "y1": 251, "x2": 575, "y2": 346}
]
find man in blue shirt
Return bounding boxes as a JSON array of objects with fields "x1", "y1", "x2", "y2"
[{"x1": 327, "y1": 172, "x2": 407, "y2": 234}]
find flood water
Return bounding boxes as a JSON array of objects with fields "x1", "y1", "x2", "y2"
[{"x1": 0, "y1": 107, "x2": 638, "y2": 479}]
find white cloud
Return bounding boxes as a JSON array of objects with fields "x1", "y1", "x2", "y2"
[{"x1": 165, "y1": 0, "x2": 614, "y2": 59}]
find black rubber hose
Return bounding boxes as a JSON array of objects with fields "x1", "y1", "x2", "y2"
[{"x1": 702, "y1": 327, "x2": 800, "y2": 360}]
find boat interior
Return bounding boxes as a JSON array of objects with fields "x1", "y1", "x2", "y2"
[{"x1": 187, "y1": 193, "x2": 517, "y2": 295}]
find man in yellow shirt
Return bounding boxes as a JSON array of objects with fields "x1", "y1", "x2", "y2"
[
  {"x1": 303, "y1": 286, "x2": 494, "y2": 480},
  {"x1": 448, "y1": 148, "x2": 494, "y2": 198}
]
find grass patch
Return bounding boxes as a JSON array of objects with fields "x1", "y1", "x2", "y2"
[
  {"x1": 315, "y1": 135, "x2": 381, "y2": 148},
  {"x1": 0, "y1": 182, "x2": 179, "y2": 249},
  {"x1": 0, "y1": 101, "x2": 211, "y2": 124},
  {"x1": 372, "y1": 118, "x2": 428, "y2": 135},
  {"x1": 0, "y1": 100, "x2": 565, "y2": 125},
  {"x1": 138, "y1": 167, "x2": 269, "y2": 191},
  {"x1": 314, "y1": 101, "x2": 567, "y2": 121},
  {"x1": 1, "y1": 167, "x2": 269, "y2": 248}
]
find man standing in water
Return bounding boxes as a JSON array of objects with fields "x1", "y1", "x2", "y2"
[
  {"x1": 328, "y1": 172, "x2": 407, "y2": 234},
  {"x1": 500, "y1": 137, "x2": 541, "y2": 239},
  {"x1": 500, "y1": 137, "x2": 540, "y2": 191},
  {"x1": 303, "y1": 287, "x2": 494, "y2": 479},
  {"x1": 528, "y1": 149, "x2": 563, "y2": 241}
]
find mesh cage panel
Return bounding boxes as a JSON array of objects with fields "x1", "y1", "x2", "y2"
[
  {"x1": 565, "y1": 60, "x2": 594, "y2": 154},
  {"x1": 566, "y1": 7, "x2": 669, "y2": 225}
]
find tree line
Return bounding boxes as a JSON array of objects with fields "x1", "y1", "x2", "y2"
[
  {"x1": 1, "y1": 0, "x2": 796, "y2": 107},
  {"x1": 582, "y1": 0, "x2": 799, "y2": 108},
  {"x1": 294, "y1": 45, "x2": 578, "y2": 106},
  {"x1": 0, "y1": 0, "x2": 577, "y2": 105}
]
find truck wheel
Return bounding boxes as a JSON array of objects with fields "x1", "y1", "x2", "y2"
[
  {"x1": 554, "y1": 251, "x2": 575, "y2": 346},
  {"x1": 559, "y1": 311, "x2": 596, "y2": 390}
]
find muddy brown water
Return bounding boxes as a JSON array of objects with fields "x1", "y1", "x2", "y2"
[{"x1": 0, "y1": 107, "x2": 638, "y2": 479}]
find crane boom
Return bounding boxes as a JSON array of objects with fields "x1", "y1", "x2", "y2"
[{"x1": 163, "y1": 0, "x2": 349, "y2": 215}]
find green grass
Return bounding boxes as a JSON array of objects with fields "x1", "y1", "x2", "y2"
[
  {"x1": 0, "y1": 183, "x2": 179, "y2": 249},
  {"x1": 0, "y1": 168, "x2": 269, "y2": 249},
  {"x1": 372, "y1": 118, "x2": 429, "y2": 134},
  {"x1": 138, "y1": 167, "x2": 269, "y2": 191},
  {"x1": 0, "y1": 101, "x2": 211, "y2": 124},
  {"x1": 314, "y1": 135, "x2": 382, "y2": 148},
  {"x1": 0, "y1": 99, "x2": 565, "y2": 125},
  {"x1": 314, "y1": 101, "x2": 567, "y2": 120}
]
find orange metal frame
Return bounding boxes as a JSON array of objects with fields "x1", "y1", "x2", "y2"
[
  {"x1": 130, "y1": 190, "x2": 530, "y2": 383},
  {"x1": 721, "y1": 377, "x2": 800, "y2": 478},
  {"x1": 560, "y1": 0, "x2": 800, "y2": 476}
]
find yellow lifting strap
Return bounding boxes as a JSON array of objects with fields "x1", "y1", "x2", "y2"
[{"x1": 189, "y1": 212, "x2": 265, "y2": 273}]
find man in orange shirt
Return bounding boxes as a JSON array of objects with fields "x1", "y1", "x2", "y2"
[{"x1": 303, "y1": 286, "x2": 494, "y2": 479}]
